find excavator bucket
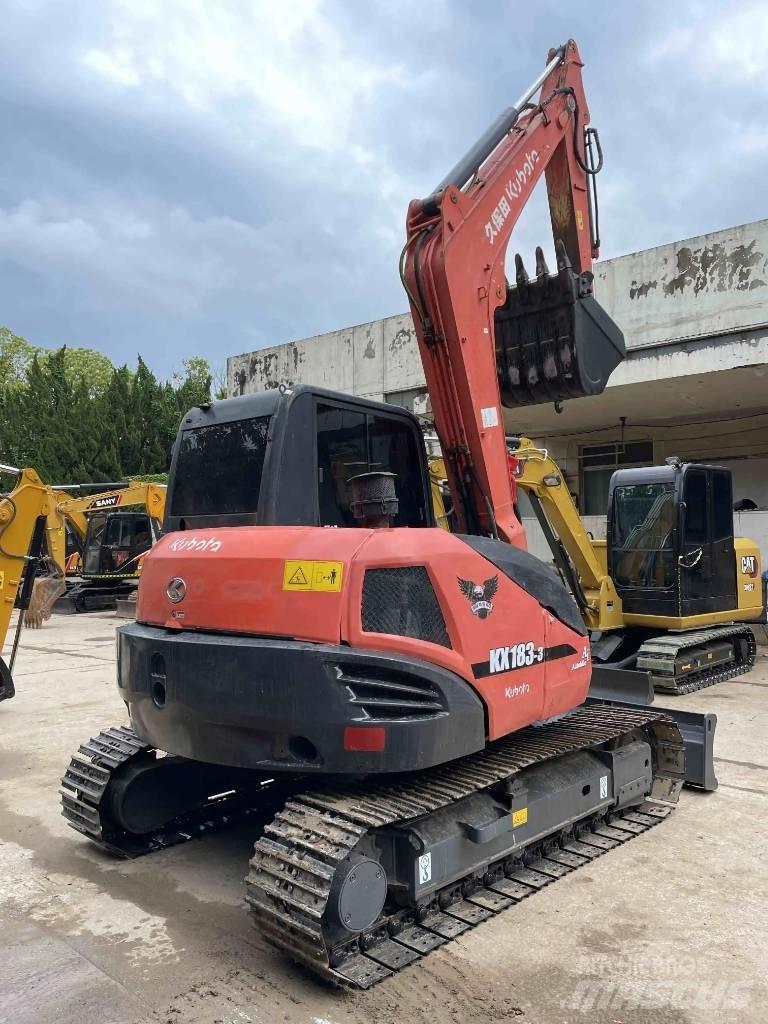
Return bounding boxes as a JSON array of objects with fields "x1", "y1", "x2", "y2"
[
  {"x1": 25, "y1": 558, "x2": 66, "y2": 629},
  {"x1": 495, "y1": 243, "x2": 625, "y2": 407}
]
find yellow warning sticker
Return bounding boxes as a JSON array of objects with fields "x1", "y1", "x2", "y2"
[
  {"x1": 512, "y1": 807, "x2": 528, "y2": 828},
  {"x1": 576, "y1": 209, "x2": 584, "y2": 230},
  {"x1": 282, "y1": 560, "x2": 344, "y2": 593}
]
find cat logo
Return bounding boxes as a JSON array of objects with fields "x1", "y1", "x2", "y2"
[{"x1": 741, "y1": 555, "x2": 758, "y2": 578}]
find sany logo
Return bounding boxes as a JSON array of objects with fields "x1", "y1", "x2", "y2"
[
  {"x1": 741, "y1": 555, "x2": 758, "y2": 578},
  {"x1": 169, "y1": 536, "x2": 223, "y2": 553},
  {"x1": 90, "y1": 494, "x2": 120, "y2": 509},
  {"x1": 484, "y1": 150, "x2": 540, "y2": 245}
]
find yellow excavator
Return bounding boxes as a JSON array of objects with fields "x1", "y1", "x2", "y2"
[
  {"x1": 54, "y1": 481, "x2": 166, "y2": 611},
  {"x1": 0, "y1": 465, "x2": 167, "y2": 701},
  {"x1": 0, "y1": 464, "x2": 67, "y2": 701},
  {"x1": 509, "y1": 438, "x2": 763, "y2": 694}
]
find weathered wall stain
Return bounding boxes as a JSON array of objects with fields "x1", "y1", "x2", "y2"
[
  {"x1": 229, "y1": 341, "x2": 308, "y2": 391},
  {"x1": 389, "y1": 327, "x2": 414, "y2": 352},
  {"x1": 629, "y1": 279, "x2": 657, "y2": 299},
  {"x1": 663, "y1": 241, "x2": 767, "y2": 297}
]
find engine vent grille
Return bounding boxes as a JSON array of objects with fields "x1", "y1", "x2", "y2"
[
  {"x1": 361, "y1": 567, "x2": 451, "y2": 649},
  {"x1": 336, "y1": 664, "x2": 446, "y2": 722}
]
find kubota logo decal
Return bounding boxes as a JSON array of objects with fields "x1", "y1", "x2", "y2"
[
  {"x1": 741, "y1": 555, "x2": 758, "y2": 577},
  {"x1": 484, "y1": 150, "x2": 540, "y2": 245},
  {"x1": 169, "y1": 537, "x2": 222, "y2": 552},
  {"x1": 457, "y1": 575, "x2": 498, "y2": 618}
]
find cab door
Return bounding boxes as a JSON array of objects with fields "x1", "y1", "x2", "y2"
[
  {"x1": 709, "y1": 469, "x2": 737, "y2": 612},
  {"x1": 679, "y1": 468, "x2": 713, "y2": 616}
]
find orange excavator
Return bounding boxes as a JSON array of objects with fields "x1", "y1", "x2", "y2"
[{"x1": 62, "y1": 42, "x2": 710, "y2": 987}]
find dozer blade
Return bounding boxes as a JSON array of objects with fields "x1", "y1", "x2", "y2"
[
  {"x1": 495, "y1": 241, "x2": 625, "y2": 406},
  {"x1": 25, "y1": 558, "x2": 66, "y2": 629}
]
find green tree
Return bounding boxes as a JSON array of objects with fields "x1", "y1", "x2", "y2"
[
  {"x1": 0, "y1": 327, "x2": 36, "y2": 390},
  {"x1": 53, "y1": 346, "x2": 115, "y2": 397},
  {"x1": 0, "y1": 338, "x2": 221, "y2": 482}
]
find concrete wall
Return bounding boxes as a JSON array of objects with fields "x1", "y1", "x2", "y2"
[
  {"x1": 593, "y1": 219, "x2": 768, "y2": 353},
  {"x1": 228, "y1": 314, "x2": 419, "y2": 405},
  {"x1": 228, "y1": 219, "x2": 768, "y2": 399}
]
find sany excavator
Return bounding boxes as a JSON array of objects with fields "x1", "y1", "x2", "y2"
[
  {"x1": 0, "y1": 469, "x2": 166, "y2": 702},
  {"x1": 63, "y1": 42, "x2": 707, "y2": 988},
  {"x1": 510, "y1": 439, "x2": 763, "y2": 694},
  {"x1": 55, "y1": 481, "x2": 166, "y2": 611}
]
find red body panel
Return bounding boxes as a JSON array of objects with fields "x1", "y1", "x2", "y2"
[
  {"x1": 138, "y1": 525, "x2": 590, "y2": 740},
  {"x1": 138, "y1": 527, "x2": 370, "y2": 643}
]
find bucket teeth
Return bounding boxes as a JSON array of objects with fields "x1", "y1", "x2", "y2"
[
  {"x1": 555, "y1": 239, "x2": 572, "y2": 271},
  {"x1": 534, "y1": 245, "x2": 550, "y2": 279},
  {"x1": 514, "y1": 254, "x2": 530, "y2": 299}
]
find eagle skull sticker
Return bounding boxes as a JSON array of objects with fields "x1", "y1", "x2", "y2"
[{"x1": 458, "y1": 575, "x2": 498, "y2": 619}]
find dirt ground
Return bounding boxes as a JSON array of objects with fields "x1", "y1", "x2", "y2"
[{"x1": 1, "y1": 611, "x2": 767, "y2": 1024}]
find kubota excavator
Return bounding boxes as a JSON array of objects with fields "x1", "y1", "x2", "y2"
[{"x1": 62, "y1": 42, "x2": 699, "y2": 987}]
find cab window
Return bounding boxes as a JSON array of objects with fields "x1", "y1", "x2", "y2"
[{"x1": 316, "y1": 402, "x2": 428, "y2": 528}]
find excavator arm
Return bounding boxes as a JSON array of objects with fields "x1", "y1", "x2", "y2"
[
  {"x1": 511, "y1": 437, "x2": 624, "y2": 630},
  {"x1": 0, "y1": 465, "x2": 67, "y2": 696},
  {"x1": 55, "y1": 482, "x2": 166, "y2": 522},
  {"x1": 403, "y1": 40, "x2": 624, "y2": 545}
]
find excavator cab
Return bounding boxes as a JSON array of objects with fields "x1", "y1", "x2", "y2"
[
  {"x1": 165, "y1": 388, "x2": 434, "y2": 532},
  {"x1": 81, "y1": 511, "x2": 161, "y2": 579},
  {"x1": 607, "y1": 463, "x2": 744, "y2": 619}
]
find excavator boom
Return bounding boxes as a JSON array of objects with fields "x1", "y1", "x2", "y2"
[{"x1": 403, "y1": 40, "x2": 624, "y2": 544}]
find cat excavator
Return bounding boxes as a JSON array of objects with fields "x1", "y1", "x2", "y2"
[
  {"x1": 63, "y1": 42, "x2": 710, "y2": 988},
  {"x1": 510, "y1": 439, "x2": 763, "y2": 694}
]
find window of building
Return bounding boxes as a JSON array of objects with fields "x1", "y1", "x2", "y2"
[{"x1": 580, "y1": 440, "x2": 654, "y2": 515}]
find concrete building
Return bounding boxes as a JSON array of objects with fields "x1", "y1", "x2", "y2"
[{"x1": 228, "y1": 219, "x2": 768, "y2": 556}]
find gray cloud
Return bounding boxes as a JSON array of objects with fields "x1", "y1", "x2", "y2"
[{"x1": 0, "y1": 0, "x2": 764, "y2": 375}]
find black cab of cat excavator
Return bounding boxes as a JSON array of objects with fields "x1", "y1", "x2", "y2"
[{"x1": 607, "y1": 462, "x2": 737, "y2": 619}]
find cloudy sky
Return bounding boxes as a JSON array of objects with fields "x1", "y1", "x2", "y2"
[{"x1": 0, "y1": 0, "x2": 765, "y2": 378}]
